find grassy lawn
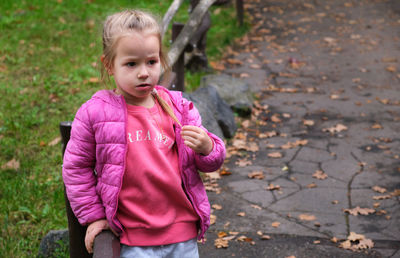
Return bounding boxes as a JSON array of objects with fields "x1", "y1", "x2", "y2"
[{"x1": 0, "y1": 0, "x2": 248, "y2": 256}]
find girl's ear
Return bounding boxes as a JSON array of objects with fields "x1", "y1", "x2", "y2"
[{"x1": 101, "y1": 55, "x2": 113, "y2": 75}]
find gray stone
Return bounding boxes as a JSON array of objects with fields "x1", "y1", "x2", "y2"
[
  {"x1": 200, "y1": 74, "x2": 254, "y2": 116},
  {"x1": 182, "y1": 92, "x2": 224, "y2": 139},
  {"x1": 189, "y1": 86, "x2": 237, "y2": 138},
  {"x1": 38, "y1": 229, "x2": 69, "y2": 258}
]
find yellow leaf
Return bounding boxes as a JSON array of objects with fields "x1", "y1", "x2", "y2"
[
  {"x1": 307, "y1": 182, "x2": 317, "y2": 188},
  {"x1": 271, "y1": 221, "x2": 280, "y2": 228},
  {"x1": 268, "y1": 152, "x2": 282, "y2": 158},
  {"x1": 386, "y1": 65, "x2": 397, "y2": 72},
  {"x1": 298, "y1": 214, "x2": 316, "y2": 221}
]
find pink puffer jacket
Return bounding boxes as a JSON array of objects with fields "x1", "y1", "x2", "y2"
[{"x1": 62, "y1": 86, "x2": 225, "y2": 239}]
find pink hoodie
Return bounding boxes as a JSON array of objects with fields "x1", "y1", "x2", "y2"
[{"x1": 62, "y1": 86, "x2": 226, "y2": 240}]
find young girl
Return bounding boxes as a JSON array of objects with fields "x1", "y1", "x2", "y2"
[{"x1": 62, "y1": 9, "x2": 225, "y2": 257}]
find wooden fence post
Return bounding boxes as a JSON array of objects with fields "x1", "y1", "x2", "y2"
[
  {"x1": 236, "y1": 0, "x2": 244, "y2": 26},
  {"x1": 172, "y1": 23, "x2": 185, "y2": 91},
  {"x1": 60, "y1": 122, "x2": 92, "y2": 258}
]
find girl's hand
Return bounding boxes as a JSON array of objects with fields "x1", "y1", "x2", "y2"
[
  {"x1": 181, "y1": 125, "x2": 213, "y2": 155},
  {"x1": 85, "y1": 219, "x2": 113, "y2": 253}
]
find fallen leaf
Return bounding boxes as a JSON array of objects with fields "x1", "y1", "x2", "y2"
[
  {"x1": 386, "y1": 65, "x2": 397, "y2": 72},
  {"x1": 248, "y1": 171, "x2": 264, "y2": 179},
  {"x1": 267, "y1": 183, "x2": 281, "y2": 191},
  {"x1": 251, "y1": 204, "x2": 262, "y2": 210},
  {"x1": 48, "y1": 137, "x2": 61, "y2": 146},
  {"x1": 303, "y1": 119, "x2": 315, "y2": 126},
  {"x1": 298, "y1": 214, "x2": 316, "y2": 221},
  {"x1": 322, "y1": 124, "x2": 348, "y2": 134},
  {"x1": 218, "y1": 231, "x2": 228, "y2": 238},
  {"x1": 307, "y1": 182, "x2": 317, "y2": 188},
  {"x1": 372, "y1": 185, "x2": 387, "y2": 193},
  {"x1": 214, "y1": 238, "x2": 229, "y2": 248},
  {"x1": 356, "y1": 239, "x2": 374, "y2": 249},
  {"x1": 88, "y1": 77, "x2": 99, "y2": 83},
  {"x1": 210, "y1": 61, "x2": 225, "y2": 71},
  {"x1": 343, "y1": 206, "x2": 375, "y2": 216},
  {"x1": 210, "y1": 214, "x2": 216, "y2": 225},
  {"x1": 268, "y1": 152, "x2": 282, "y2": 158},
  {"x1": 227, "y1": 58, "x2": 243, "y2": 65},
  {"x1": 271, "y1": 221, "x2": 281, "y2": 228},
  {"x1": 236, "y1": 158, "x2": 252, "y2": 167},
  {"x1": 237, "y1": 212, "x2": 246, "y2": 217},
  {"x1": 313, "y1": 240, "x2": 321, "y2": 244},
  {"x1": 371, "y1": 123, "x2": 383, "y2": 129},
  {"x1": 271, "y1": 114, "x2": 282, "y2": 123},
  {"x1": 331, "y1": 237, "x2": 338, "y2": 243},
  {"x1": 212, "y1": 204, "x2": 222, "y2": 210},
  {"x1": 372, "y1": 194, "x2": 392, "y2": 200},
  {"x1": 347, "y1": 232, "x2": 365, "y2": 241},
  {"x1": 258, "y1": 131, "x2": 277, "y2": 138},
  {"x1": 312, "y1": 170, "x2": 328, "y2": 180},
  {"x1": 1, "y1": 159, "x2": 20, "y2": 170},
  {"x1": 261, "y1": 235, "x2": 271, "y2": 240}
]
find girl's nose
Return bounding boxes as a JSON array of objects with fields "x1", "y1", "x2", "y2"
[{"x1": 137, "y1": 65, "x2": 149, "y2": 79}]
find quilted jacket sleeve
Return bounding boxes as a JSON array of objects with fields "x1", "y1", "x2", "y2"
[
  {"x1": 62, "y1": 103, "x2": 106, "y2": 225},
  {"x1": 183, "y1": 98, "x2": 226, "y2": 172}
]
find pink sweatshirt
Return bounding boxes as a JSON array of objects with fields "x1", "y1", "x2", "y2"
[{"x1": 117, "y1": 101, "x2": 198, "y2": 246}]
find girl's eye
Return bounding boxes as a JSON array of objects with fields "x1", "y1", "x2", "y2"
[
  {"x1": 126, "y1": 62, "x2": 136, "y2": 67},
  {"x1": 148, "y1": 60, "x2": 158, "y2": 65}
]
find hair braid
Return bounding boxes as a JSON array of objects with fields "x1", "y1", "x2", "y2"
[{"x1": 152, "y1": 91, "x2": 182, "y2": 128}]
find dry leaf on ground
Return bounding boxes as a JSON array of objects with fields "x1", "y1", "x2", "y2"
[
  {"x1": 307, "y1": 182, "x2": 317, "y2": 188},
  {"x1": 271, "y1": 221, "x2": 281, "y2": 228},
  {"x1": 212, "y1": 204, "x2": 222, "y2": 210},
  {"x1": 237, "y1": 212, "x2": 246, "y2": 217},
  {"x1": 214, "y1": 238, "x2": 229, "y2": 248},
  {"x1": 1, "y1": 158, "x2": 20, "y2": 170},
  {"x1": 340, "y1": 232, "x2": 374, "y2": 251},
  {"x1": 268, "y1": 152, "x2": 282, "y2": 158},
  {"x1": 343, "y1": 206, "x2": 375, "y2": 216},
  {"x1": 312, "y1": 170, "x2": 328, "y2": 180},
  {"x1": 372, "y1": 185, "x2": 387, "y2": 193},
  {"x1": 48, "y1": 137, "x2": 61, "y2": 146},
  {"x1": 210, "y1": 214, "x2": 217, "y2": 225},
  {"x1": 267, "y1": 183, "x2": 281, "y2": 191},
  {"x1": 248, "y1": 171, "x2": 264, "y2": 179},
  {"x1": 373, "y1": 194, "x2": 392, "y2": 200},
  {"x1": 298, "y1": 214, "x2": 317, "y2": 221},
  {"x1": 322, "y1": 124, "x2": 348, "y2": 134}
]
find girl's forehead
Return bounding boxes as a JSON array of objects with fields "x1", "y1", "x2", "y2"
[{"x1": 115, "y1": 31, "x2": 160, "y2": 56}]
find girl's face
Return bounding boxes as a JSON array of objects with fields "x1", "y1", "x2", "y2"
[{"x1": 110, "y1": 30, "x2": 161, "y2": 106}]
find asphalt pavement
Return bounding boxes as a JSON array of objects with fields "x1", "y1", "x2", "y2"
[{"x1": 198, "y1": 0, "x2": 400, "y2": 257}]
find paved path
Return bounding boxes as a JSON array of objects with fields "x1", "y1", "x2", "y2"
[{"x1": 199, "y1": 0, "x2": 400, "y2": 257}]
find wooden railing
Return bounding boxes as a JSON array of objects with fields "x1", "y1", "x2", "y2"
[{"x1": 60, "y1": 0, "x2": 244, "y2": 257}]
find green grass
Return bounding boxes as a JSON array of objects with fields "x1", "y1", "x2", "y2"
[{"x1": 0, "y1": 0, "x2": 248, "y2": 256}]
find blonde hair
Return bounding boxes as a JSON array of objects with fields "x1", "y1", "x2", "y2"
[{"x1": 101, "y1": 9, "x2": 181, "y2": 127}]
